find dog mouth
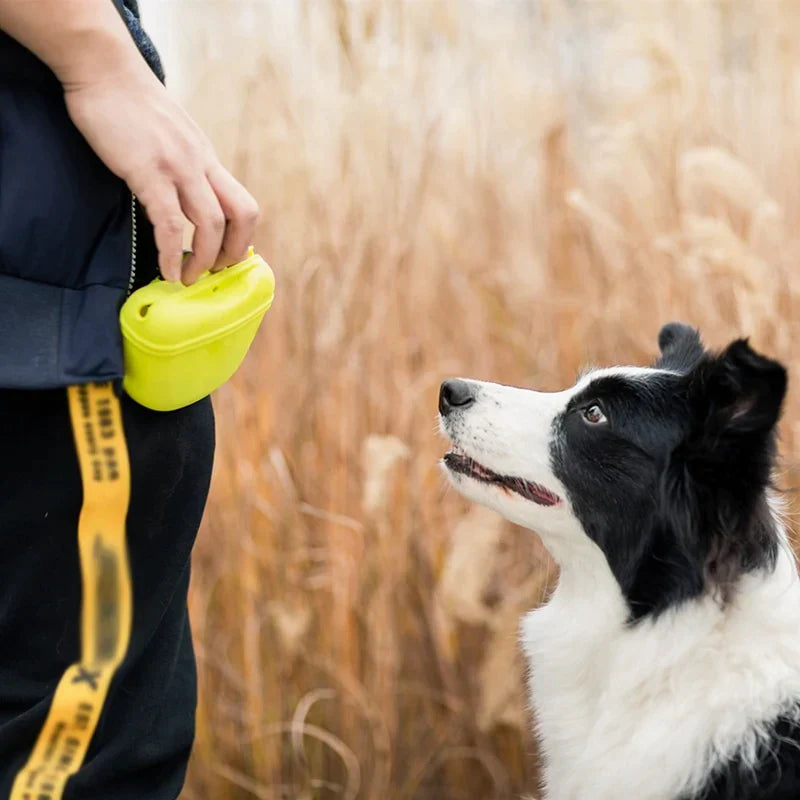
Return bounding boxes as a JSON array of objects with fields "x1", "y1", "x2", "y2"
[{"x1": 443, "y1": 448, "x2": 561, "y2": 507}]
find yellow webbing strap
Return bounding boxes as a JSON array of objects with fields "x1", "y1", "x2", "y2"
[{"x1": 10, "y1": 382, "x2": 132, "y2": 800}]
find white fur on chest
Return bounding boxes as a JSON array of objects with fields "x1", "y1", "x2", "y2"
[{"x1": 521, "y1": 545, "x2": 800, "y2": 800}]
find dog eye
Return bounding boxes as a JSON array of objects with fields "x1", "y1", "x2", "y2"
[{"x1": 582, "y1": 404, "x2": 607, "y2": 425}]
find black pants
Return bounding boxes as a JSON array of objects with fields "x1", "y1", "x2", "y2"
[{"x1": 0, "y1": 389, "x2": 214, "y2": 798}]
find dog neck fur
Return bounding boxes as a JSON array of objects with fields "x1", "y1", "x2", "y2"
[{"x1": 522, "y1": 507, "x2": 800, "y2": 800}]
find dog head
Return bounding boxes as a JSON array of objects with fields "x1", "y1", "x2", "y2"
[{"x1": 439, "y1": 323, "x2": 787, "y2": 619}]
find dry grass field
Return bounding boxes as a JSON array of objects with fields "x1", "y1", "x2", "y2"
[{"x1": 142, "y1": 1, "x2": 800, "y2": 798}]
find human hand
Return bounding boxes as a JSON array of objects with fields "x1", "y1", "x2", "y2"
[
  {"x1": 0, "y1": 0, "x2": 260, "y2": 284},
  {"x1": 64, "y1": 68, "x2": 260, "y2": 284}
]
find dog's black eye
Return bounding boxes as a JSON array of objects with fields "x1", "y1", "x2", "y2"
[{"x1": 582, "y1": 404, "x2": 607, "y2": 425}]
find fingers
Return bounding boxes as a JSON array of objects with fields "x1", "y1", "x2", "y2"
[
  {"x1": 65, "y1": 72, "x2": 259, "y2": 283},
  {"x1": 135, "y1": 158, "x2": 259, "y2": 284},
  {"x1": 179, "y1": 177, "x2": 226, "y2": 284},
  {"x1": 207, "y1": 164, "x2": 260, "y2": 272},
  {"x1": 136, "y1": 181, "x2": 184, "y2": 282}
]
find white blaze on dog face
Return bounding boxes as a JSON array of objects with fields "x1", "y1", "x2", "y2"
[
  {"x1": 438, "y1": 377, "x2": 580, "y2": 536},
  {"x1": 438, "y1": 369, "x2": 667, "y2": 540}
]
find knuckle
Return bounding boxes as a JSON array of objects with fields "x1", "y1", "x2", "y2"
[
  {"x1": 208, "y1": 211, "x2": 226, "y2": 235},
  {"x1": 156, "y1": 153, "x2": 198, "y2": 184},
  {"x1": 153, "y1": 150, "x2": 178, "y2": 176},
  {"x1": 200, "y1": 142, "x2": 218, "y2": 164},
  {"x1": 134, "y1": 184, "x2": 162, "y2": 211},
  {"x1": 161, "y1": 216, "x2": 184, "y2": 237},
  {"x1": 243, "y1": 198, "x2": 261, "y2": 225}
]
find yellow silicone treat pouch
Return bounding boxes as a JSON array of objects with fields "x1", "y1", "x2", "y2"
[{"x1": 120, "y1": 248, "x2": 275, "y2": 411}]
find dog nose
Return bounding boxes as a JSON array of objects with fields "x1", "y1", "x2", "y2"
[{"x1": 439, "y1": 379, "x2": 476, "y2": 415}]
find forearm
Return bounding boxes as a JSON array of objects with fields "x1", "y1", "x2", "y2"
[{"x1": 0, "y1": 0, "x2": 150, "y2": 85}]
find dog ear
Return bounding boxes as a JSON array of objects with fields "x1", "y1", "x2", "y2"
[
  {"x1": 628, "y1": 337, "x2": 784, "y2": 618},
  {"x1": 663, "y1": 339, "x2": 785, "y2": 595},
  {"x1": 685, "y1": 338, "x2": 786, "y2": 449},
  {"x1": 654, "y1": 322, "x2": 705, "y2": 372}
]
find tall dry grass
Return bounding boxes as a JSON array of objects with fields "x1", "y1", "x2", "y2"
[{"x1": 143, "y1": 1, "x2": 800, "y2": 797}]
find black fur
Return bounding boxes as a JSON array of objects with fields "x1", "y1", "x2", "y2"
[
  {"x1": 682, "y1": 711, "x2": 800, "y2": 799},
  {"x1": 550, "y1": 323, "x2": 786, "y2": 621},
  {"x1": 656, "y1": 322, "x2": 705, "y2": 373}
]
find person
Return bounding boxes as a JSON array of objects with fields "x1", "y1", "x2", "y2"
[{"x1": 0, "y1": 1, "x2": 259, "y2": 797}]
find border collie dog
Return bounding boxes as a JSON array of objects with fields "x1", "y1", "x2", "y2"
[{"x1": 438, "y1": 323, "x2": 800, "y2": 800}]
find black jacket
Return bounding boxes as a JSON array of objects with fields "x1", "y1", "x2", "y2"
[
  {"x1": 0, "y1": 11, "x2": 214, "y2": 800},
  {"x1": 0, "y1": 0, "x2": 162, "y2": 389}
]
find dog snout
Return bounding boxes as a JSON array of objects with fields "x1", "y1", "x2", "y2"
[{"x1": 439, "y1": 379, "x2": 476, "y2": 415}]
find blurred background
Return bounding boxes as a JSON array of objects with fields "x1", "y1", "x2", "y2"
[{"x1": 140, "y1": 1, "x2": 800, "y2": 798}]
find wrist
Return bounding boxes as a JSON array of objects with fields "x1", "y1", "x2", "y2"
[
  {"x1": 0, "y1": 0, "x2": 151, "y2": 89},
  {"x1": 50, "y1": 22, "x2": 147, "y2": 89}
]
